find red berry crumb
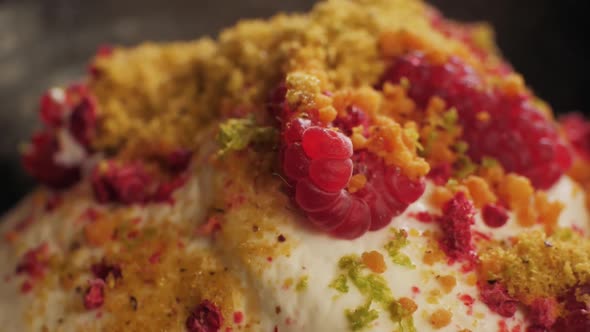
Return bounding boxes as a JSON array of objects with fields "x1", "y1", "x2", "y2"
[
  {"x1": 22, "y1": 131, "x2": 81, "y2": 189},
  {"x1": 15, "y1": 243, "x2": 50, "y2": 279},
  {"x1": 482, "y1": 204, "x2": 509, "y2": 228},
  {"x1": 382, "y1": 52, "x2": 572, "y2": 189},
  {"x1": 186, "y1": 300, "x2": 223, "y2": 332},
  {"x1": 91, "y1": 261, "x2": 122, "y2": 281},
  {"x1": 527, "y1": 297, "x2": 559, "y2": 331},
  {"x1": 233, "y1": 311, "x2": 244, "y2": 324},
  {"x1": 84, "y1": 279, "x2": 105, "y2": 310},
  {"x1": 553, "y1": 283, "x2": 590, "y2": 332},
  {"x1": 91, "y1": 161, "x2": 153, "y2": 204},
  {"x1": 479, "y1": 281, "x2": 518, "y2": 318},
  {"x1": 437, "y1": 192, "x2": 476, "y2": 262}
]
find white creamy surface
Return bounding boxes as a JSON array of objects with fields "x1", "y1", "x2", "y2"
[{"x1": 0, "y1": 172, "x2": 588, "y2": 331}]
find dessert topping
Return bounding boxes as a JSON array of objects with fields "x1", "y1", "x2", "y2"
[{"x1": 186, "y1": 300, "x2": 223, "y2": 332}]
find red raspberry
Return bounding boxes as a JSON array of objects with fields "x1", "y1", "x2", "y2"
[
  {"x1": 560, "y1": 113, "x2": 590, "y2": 160},
  {"x1": 482, "y1": 204, "x2": 509, "y2": 228},
  {"x1": 68, "y1": 95, "x2": 97, "y2": 149},
  {"x1": 382, "y1": 52, "x2": 572, "y2": 189},
  {"x1": 301, "y1": 127, "x2": 353, "y2": 159},
  {"x1": 186, "y1": 300, "x2": 223, "y2": 332},
  {"x1": 277, "y1": 110, "x2": 424, "y2": 239},
  {"x1": 22, "y1": 131, "x2": 81, "y2": 189},
  {"x1": 39, "y1": 89, "x2": 66, "y2": 128}
]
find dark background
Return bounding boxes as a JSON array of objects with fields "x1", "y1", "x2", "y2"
[{"x1": 1, "y1": 0, "x2": 588, "y2": 214}]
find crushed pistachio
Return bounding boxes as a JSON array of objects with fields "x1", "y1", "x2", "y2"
[
  {"x1": 452, "y1": 141, "x2": 477, "y2": 179},
  {"x1": 296, "y1": 275, "x2": 309, "y2": 292},
  {"x1": 330, "y1": 274, "x2": 349, "y2": 293},
  {"x1": 478, "y1": 228, "x2": 590, "y2": 302},
  {"x1": 346, "y1": 302, "x2": 379, "y2": 331},
  {"x1": 338, "y1": 255, "x2": 417, "y2": 331},
  {"x1": 391, "y1": 300, "x2": 418, "y2": 332},
  {"x1": 216, "y1": 116, "x2": 276, "y2": 155},
  {"x1": 384, "y1": 229, "x2": 415, "y2": 268},
  {"x1": 481, "y1": 156, "x2": 498, "y2": 168}
]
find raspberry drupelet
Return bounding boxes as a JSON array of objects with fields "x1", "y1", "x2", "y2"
[{"x1": 275, "y1": 90, "x2": 425, "y2": 239}]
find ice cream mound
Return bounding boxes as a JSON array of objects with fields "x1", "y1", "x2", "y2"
[{"x1": 2, "y1": 0, "x2": 590, "y2": 331}]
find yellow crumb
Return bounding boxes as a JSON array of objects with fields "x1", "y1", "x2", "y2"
[{"x1": 429, "y1": 308, "x2": 452, "y2": 329}]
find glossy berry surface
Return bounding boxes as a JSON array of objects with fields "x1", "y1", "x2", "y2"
[
  {"x1": 274, "y1": 91, "x2": 425, "y2": 239},
  {"x1": 382, "y1": 52, "x2": 572, "y2": 189}
]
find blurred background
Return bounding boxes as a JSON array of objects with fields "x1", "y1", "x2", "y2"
[{"x1": 1, "y1": 0, "x2": 588, "y2": 214}]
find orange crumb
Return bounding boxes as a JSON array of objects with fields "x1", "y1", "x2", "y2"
[
  {"x1": 429, "y1": 309, "x2": 452, "y2": 329},
  {"x1": 366, "y1": 116, "x2": 430, "y2": 179},
  {"x1": 498, "y1": 174, "x2": 534, "y2": 208},
  {"x1": 476, "y1": 111, "x2": 490, "y2": 123},
  {"x1": 84, "y1": 217, "x2": 116, "y2": 246},
  {"x1": 465, "y1": 273, "x2": 478, "y2": 286},
  {"x1": 398, "y1": 297, "x2": 418, "y2": 315},
  {"x1": 534, "y1": 192, "x2": 564, "y2": 234},
  {"x1": 430, "y1": 186, "x2": 454, "y2": 209},
  {"x1": 332, "y1": 87, "x2": 381, "y2": 119},
  {"x1": 378, "y1": 30, "x2": 428, "y2": 58},
  {"x1": 381, "y1": 83, "x2": 416, "y2": 121},
  {"x1": 350, "y1": 126, "x2": 368, "y2": 150},
  {"x1": 499, "y1": 74, "x2": 526, "y2": 97},
  {"x1": 348, "y1": 174, "x2": 368, "y2": 193},
  {"x1": 318, "y1": 106, "x2": 337, "y2": 124},
  {"x1": 462, "y1": 175, "x2": 496, "y2": 208},
  {"x1": 437, "y1": 275, "x2": 457, "y2": 294},
  {"x1": 361, "y1": 250, "x2": 387, "y2": 274}
]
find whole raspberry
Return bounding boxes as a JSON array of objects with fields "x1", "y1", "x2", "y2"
[
  {"x1": 275, "y1": 90, "x2": 425, "y2": 239},
  {"x1": 560, "y1": 113, "x2": 590, "y2": 160},
  {"x1": 186, "y1": 300, "x2": 223, "y2": 332},
  {"x1": 382, "y1": 52, "x2": 572, "y2": 189}
]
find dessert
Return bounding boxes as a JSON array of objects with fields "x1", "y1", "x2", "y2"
[{"x1": 1, "y1": 0, "x2": 590, "y2": 331}]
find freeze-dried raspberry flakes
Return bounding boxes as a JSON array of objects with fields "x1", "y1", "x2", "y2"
[
  {"x1": 479, "y1": 281, "x2": 518, "y2": 318},
  {"x1": 437, "y1": 192, "x2": 476, "y2": 262},
  {"x1": 22, "y1": 131, "x2": 81, "y2": 190},
  {"x1": 186, "y1": 300, "x2": 223, "y2": 332}
]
